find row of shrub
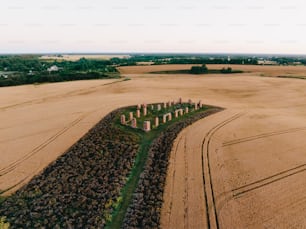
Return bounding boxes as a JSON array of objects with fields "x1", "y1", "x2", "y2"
[
  {"x1": 0, "y1": 108, "x2": 140, "y2": 228},
  {"x1": 0, "y1": 71, "x2": 118, "y2": 87},
  {"x1": 123, "y1": 108, "x2": 222, "y2": 228}
]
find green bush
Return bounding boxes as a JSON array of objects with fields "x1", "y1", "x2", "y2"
[
  {"x1": 0, "y1": 217, "x2": 9, "y2": 229},
  {"x1": 190, "y1": 64, "x2": 208, "y2": 74},
  {"x1": 221, "y1": 67, "x2": 233, "y2": 73}
]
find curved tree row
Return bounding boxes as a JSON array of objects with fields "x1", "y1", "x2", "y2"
[{"x1": 123, "y1": 108, "x2": 222, "y2": 228}]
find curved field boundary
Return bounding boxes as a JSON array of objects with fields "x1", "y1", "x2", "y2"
[
  {"x1": 161, "y1": 134, "x2": 185, "y2": 227},
  {"x1": 122, "y1": 107, "x2": 223, "y2": 228},
  {"x1": 201, "y1": 113, "x2": 244, "y2": 229},
  {"x1": 0, "y1": 175, "x2": 31, "y2": 196},
  {"x1": 183, "y1": 136, "x2": 189, "y2": 228}
]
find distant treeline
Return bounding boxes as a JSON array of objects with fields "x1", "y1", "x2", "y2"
[
  {"x1": 111, "y1": 54, "x2": 306, "y2": 66},
  {"x1": 111, "y1": 55, "x2": 259, "y2": 66},
  {"x1": 0, "y1": 56, "x2": 116, "y2": 72},
  {"x1": 1, "y1": 54, "x2": 306, "y2": 87},
  {"x1": 190, "y1": 65, "x2": 242, "y2": 74},
  {"x1": 163, "y1": 58, "x2": 257, "y2": 65},
  {"x1": 0, "y1": 72, "x2": 116, "y2": 87},
  {"x1": 151, "y1": 64, "x2": 243, "y2": 75},
  {"x1": 0, "y1": 56, "x2": 118, "y2": 87}
]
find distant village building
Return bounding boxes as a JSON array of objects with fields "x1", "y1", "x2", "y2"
[
  {"x1": 292, "y1": 62, "x2": 302, "y2": 65},
  {"x1": 47, "y1": 65, "x2": 60, "y2": 73},
  {"x1": 257, "y1": 60, "x2": 278, "y2": 65},
  {"x1": 28, "y1": 70, "x2": 35, "y2": 75},
  {"x1": 1, "y1": 67, "x2": 9, "y2": 78}
]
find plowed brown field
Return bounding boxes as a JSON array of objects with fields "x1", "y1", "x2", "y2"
[{"x1": 2, "y1": 64, "x2": 306, "y2": 228}]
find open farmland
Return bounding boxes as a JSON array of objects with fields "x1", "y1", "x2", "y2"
[
  {"x1": 0, "y1": 101, "x2": 221, "y2": 228},
  {"x1": 2, "y1": 64, "x2": 306, "y2": 227},
  {"x1": 119, "y1": 64, "x2": 306, "y2": 78}
]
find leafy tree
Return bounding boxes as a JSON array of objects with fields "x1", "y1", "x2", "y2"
[
  {"x1": 0, "y1": 56, "x2": 119, "y2": 87},
  {"x1": 190, "y1": 64, "x2": 208, "y2": 74},
  {"x1": 221, "y1": 67, "x2": 233, "y2": 73}
]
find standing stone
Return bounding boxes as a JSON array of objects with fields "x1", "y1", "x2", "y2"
[
  {"x1": 137, "y1": 104, "x2": 141, "y2": 109},
  {"x1": 194, "y1": 103, "x2": 198, "y2": 110},
  {"x1": 136, "y1": 109, "x2": 140, "y2": 118},
  {"x1": 155, "y1": 117, "x2": 159, "y2": 127},
  {"x1": 157, "y1": 104, "x2": 161, "y2": 111},
  {"x1": 129, "y1": 112, "x2": 133, "y2": 120},
  {"x1": 143, "y1": 107, "x2": 147, "y2": 116},
  {"x1": 164, "y1": 102, "x2": 167, "y2": 109},
  {"x1": 143, "y1": 121, "x2": 151, "y2": 132},
  {"x1": 179, "y1": 97, "x2": 182, "y2": 104},
  {"x1": 131, "y1": 118, "x2": 137, "y2": 128},
  {"x1": 121, "y1": 115, "x2": 126, "y2": 125},
  {"x1": 174, "y1": 110, "x2": 178, "y2": 118},
  {"x1": 169, "y1": 113, "x2": 172, "y2": 121},
  {"x1": 199, "y1": 100, "x2": 203, "y2": 108},
  {"x1": 179, "y1": 109, "x2": 183, "y2": 116},
  {"x1": 163, "y1": 113, "x2": 172, "y2": 123},
  {"x1": 185, "y1": 107, "x2": 189, "y2": 114},
  {"x1": 167, "y1": 101, "x2": 171, "y2": 107},
  {"x1": 163, "y1": 114, "x2": 167, "y2": 123}
]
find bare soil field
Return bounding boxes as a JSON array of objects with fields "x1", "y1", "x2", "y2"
[{"x1": 2, "y1": 64, "x2": 306, "y2": 228}]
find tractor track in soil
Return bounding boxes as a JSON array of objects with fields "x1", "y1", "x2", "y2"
[
  {"x1": 0, "y1": 113, "x2": 88, "y2": 177},
  {"x1": 201, "y1": 113, "x2": 244, "y2": 229}
]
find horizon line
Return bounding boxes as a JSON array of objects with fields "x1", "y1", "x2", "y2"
[{"x1": 0, "y1": 52, "x2": 306, "y2": 57}]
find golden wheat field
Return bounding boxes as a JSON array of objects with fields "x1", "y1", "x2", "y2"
[{"x1": 2, "y1": 64, "x2": 306, "y2": 228}]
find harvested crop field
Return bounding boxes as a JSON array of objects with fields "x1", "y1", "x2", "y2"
[
  {"x1": 119, "y1": 64, "x2": 306, "y2": 78},
  {"x1": 2, "y1": 64, "x2": 306, "y2": 227}
]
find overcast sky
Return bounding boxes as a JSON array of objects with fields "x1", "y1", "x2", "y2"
[{"x1": 1, "y1": 0, "x2": 306, "y2": 54}]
